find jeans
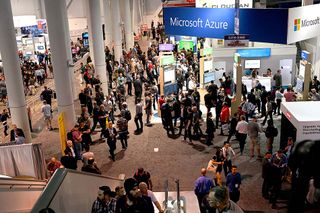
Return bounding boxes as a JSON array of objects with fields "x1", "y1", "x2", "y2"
[
  {"x1": 134, "y1": 113, "x2": 143, "y2": 131},
  {"x1": 74, "y1": 142, "x2": 82, "y2": 160},
  {"x1": 119, "y1": 132, "x2": 128, "y2": 148}
]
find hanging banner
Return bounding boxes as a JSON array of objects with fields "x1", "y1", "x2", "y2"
[
  {"x1": 58, "y1": 112, "x2": 67, "y2": 155},
  {"x1": 287, "y1": 4, "x2": 320, "y2": 44},
  {"x1": 196, "y1": 0, "x2": 253, "y2": 8},
  {"x1": 164, "y1": 7, "x2": 288, "y2": 44},
  {"x1": 164, "y1": 7, "x2": 235, "y2": 39},
  {"x1": 224, "y1": 34, "x2": 249, "y2": 47}
]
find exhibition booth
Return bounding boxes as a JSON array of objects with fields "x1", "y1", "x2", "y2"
[
  {"x1": 159, "y1": 52, "x2": 178, "y2": 96},
  {"x1": 199, "y1": 47, "x2": 214, "y2": 88},
  {"x1": 280, "y1": 101, "x2": 320, "y2": 149}
]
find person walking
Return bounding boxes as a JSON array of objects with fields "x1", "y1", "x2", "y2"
[
  {"x1": 247, "y1": 116, "x2": 262, "y2": 159},
  {"x1": 103, "y1": 122, "x2": 117, "y2": 161},
  {"x1": 262, "y1": 97, "x2": 273, "y2": 126},
  {"x1": 194, "y1": 168, "x2": 214, "y2": 213},
  {"x1": 205, "y1": 112, "x2": 215, "y2": 146},
  {"x1": 262, "y1": 152, "x2": 272, "y2": 199},
  {"x1": 235, "y1": 115, "x2": 248, "y2": 155},
  {"x1": 41, "y1": 100, "x2": 53, "y2": 131},
  {"x1": 221, "y1": 142, "x2": 235, "y2": 176},
  {"x1": 264, "y1": 120, "x2": 278, "y2": 153},
  {"x1": 117, "y1": 111, "x2": 128, "y2": 150},
  {"x1": 226, "y1": 166, "x2": 242, "y2": 203},
  {"x1": 220, "y1": 102, "x2": 230, "y2": 136},
  {"x1": 134, "y1": 98, "x2": 143, "y2": 134}
]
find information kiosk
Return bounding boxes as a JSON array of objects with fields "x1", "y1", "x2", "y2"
[
  {"x1": 199, "y1": 47, "x2": 214, "y2": 88},
  {"x1": 159, "y1": 52, "x2": 177, "y2": 96}
]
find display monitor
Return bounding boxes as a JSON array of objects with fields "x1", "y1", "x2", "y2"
[
  {"x1": 245, "y1": 60, "x2": 260, "y2": 69},
  {"x1": 204, "y1": 59, "x2": 213, "y2": 72},
  {"x1": 299, "y1": 62, "x2": 305, "y2": 79},
  {"x1": 163, "y1": 65, "x2": 175, "y2": 83},
  {"x1": 204, "y1": 71, "x2": 215, "y2": 84}
]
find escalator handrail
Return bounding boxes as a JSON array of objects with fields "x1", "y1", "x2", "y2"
[{"x1": 31, "y1": 168, "x2": 124, "y2": 213}]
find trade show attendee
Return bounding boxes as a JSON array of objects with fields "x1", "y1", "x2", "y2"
[
  {"x1": 275, "y1": 88, "x2": 284, "y2": 115},
  {"x1": 262, "y1": 152, "x2": 272, "y2": 199},
  {"x1": 206, "y1": 186, "x2": 244, "y2": 213},
  {"x1": 262, "y1": 97, "x2": 273, "y2": 126},
  {"x1": 15, "y1": 128, "x2": 25, "y2": 144},
  {"x1": 133, "y1": 168, "x2": 153, "y2": 191},
  {"x1": 220, "y1": 102, "x2": 230, "y2": 136},
  {"x1": 139, "y1": 182, "x2": 164, "y2": 213},
  {"x1": 247, "y1": 116, "x2": 262, "y2": 159},
  {"x1": 194, "y1": 168, "x2": 214, "y2": 213},
  {"x1": 309, "y1": 88, "x2": 320, "y2": 101},
  {"x1": 273, "y1": 69, "x2": 282, "y2": 88},
  {"x1": 134, "y1": 98, "x2": 143, "y2": 134},
  {"x1": 10, "y1": 124, "x2": 25, "y2": 142},
  {"x1": 40, "y1": 86, "x2": 53, "y2": 106},
  {"x1": 264, "y1": 120, "x2": 278, "y2": 153},
  {"x1": 103, "y1": 122, "x2": 117, "y2": 162},
  {"x1": 116, "y1": 111, "x2": 128, "y2": 150},
  {"x1": 235, "y1": 115, "x2": 248, "y2": 155},
  {"x1": 41, "y1": 100, "x2": 53, "y2": 131},
  {"x1": 91, "y1": 186, "x2": 116, "y2": 213},
  {"x1": 227, "y1": 113, "x2": 238, "y2": 143},
  {"x1": 47, "y1": 157, "x2": 61, "y2": 176},
  {"x1": 222, "y1": 142, "x2": 236, "y2": 176},
  {"x1": 60, "y1": 149, "x2": 77, "y2": 170},
  {"x1": 81, "y1": 157, "x2": 101, "y2": 175},
  {"x1": 116, "y1": 178, "x2": 154, "y2": 212},
  {"x1": 226, "y1": 165, "x2": 242, "y2": 203},
  {"x1": 284, "y1": 87, "x2": 296, "y2": 102},
  {"x1": 82, "y1": 146, "x2": 94, "y2": 166},
  {"x1": 206, "y1": 112, "x2": 215, "y2": 146}
]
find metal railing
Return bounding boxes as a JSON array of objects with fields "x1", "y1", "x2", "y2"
[{"x1": 31, "y1": 168, "x2": 123, "y2": 213}]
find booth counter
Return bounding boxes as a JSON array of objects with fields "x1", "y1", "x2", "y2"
[
  {"x1": 280, "y1": 101, "x2": 320, "y2": 148},
  {"x1": 242, "y1": 76, "x2": 272, "y2": 92}
]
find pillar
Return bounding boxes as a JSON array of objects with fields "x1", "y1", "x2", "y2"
[
  {"x1": 111, "y1": 0, "x2": 122, "y2": 62},
  {"x1": 103, "y1": 0, "x2": 113, "y2": 48},
  {"x1": 87, "y1": 0, "x2": 109, "y2": 96},
  {"x1": 44, "y1": 0, "x2": 76, "y2": 131},
  {"x1": 0, "y1": 0, "x2": 32, "y2": 143},
  {"x1": 132, "y1": 0, "x2": 141, "y2": 35},
  {"x1": 121, "y1": 0, "x2": 134, "y2": 51},
  {"x1": 61, "y1": 0, "x2": 77, "y2": 101},
  {"x1": 303, "y1": 63, "x2": 312, "y2": 101}
]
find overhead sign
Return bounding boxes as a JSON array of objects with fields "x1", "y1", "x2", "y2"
[
  {"x1": 164, "y1": 7, "x2": 235, "y2": 39},
  {"x1": 159, "y1": 44, "x2": 175, "y2": 51},
  {"x1": 164, "y1": 7, "x2": 289, "y2": 43},
  {"x1": 237, "y1": 48, "x2": 271, "y2": 58},
  {"x1": 301, "y1": 50, "x2": 310, "y2": 61},
  {"x1": 196, "y1": 0, "x2": 253, "y2": 8},
  {"x1": 287, "y1": 4, "x2": 320, "y2": 44},
  {"x1": 224, "y1": 34, "x2": 249, "y2": 47}
]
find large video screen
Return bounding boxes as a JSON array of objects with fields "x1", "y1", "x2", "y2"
[
  {"x1": 163, "y1": 65, "x2": 175, "y2": 83},
  {"x1": 204, "y1": 71, "x2": 215, "y2": 84},
  {"x1": 245, "y1": 60, "x2": 260, "y2": 69}
]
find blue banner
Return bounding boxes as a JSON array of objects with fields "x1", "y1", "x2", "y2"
[
  {"x1": 164, "y1": 7, "x2": 235, "y2": 39},
  {"x1": 239, "y1": 9, "x2": 288, "y2": 44},
  {"x1": 237, "y1": 48, "x2": 271, "y2": 58},
  {"x1": 164, "y1": 7, "x2": 289, "y2": 44}
]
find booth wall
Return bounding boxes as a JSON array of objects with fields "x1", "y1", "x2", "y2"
[{"x1": 213, "y1": 46, "x2": 297, "y2": 86}]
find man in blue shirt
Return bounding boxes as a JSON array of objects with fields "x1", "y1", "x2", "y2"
[
  {"x1": 194, "y1": 168, "x2": 214, "y2": 213},
  {"x1": 226, "y1": 165, "x2": 242, "y2": 203}
]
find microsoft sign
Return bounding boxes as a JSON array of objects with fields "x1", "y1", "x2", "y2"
[{"x1": 287, "y1": 4, "x2": 320, "y2": 43}]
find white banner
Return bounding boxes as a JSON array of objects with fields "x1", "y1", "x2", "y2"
[
  {"x1": 196, "y1": 0, "x2": 253, "y2": 8},
  {"x1": 287, "y1": 4, "x2": 320, "y2": 44}
]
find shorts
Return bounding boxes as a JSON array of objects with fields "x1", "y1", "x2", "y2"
[{"x1": 250, "y1": 137, "x2": 260, "y2": 146}]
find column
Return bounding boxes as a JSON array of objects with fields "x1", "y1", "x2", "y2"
[
  {"x1": 111, "y1": 0, "x2": 122, "y2": 62},
  {"x1": 121, "y1": 0, "x2": 134, "y2": 50},
  {"x1": 103, "y1": 0, "x2": 113, "y2": 48},
  {"x1": 61, "y1": 0, "x2": 77, "y2": 101},
  {"x1": 44, "y1": 0, "x2": 76, "y2": 131},
  {"x1": 87, "y1": 0, "x2": 109, "y2": 95},
  {"x1": 0, "y1": 0, "x2": 32, "y2": 142}
]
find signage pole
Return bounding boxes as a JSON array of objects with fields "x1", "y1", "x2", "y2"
[
  {"x1": 231, "y1": 54, "x2": 242, "y2": 115},
  {"x1": 303, "y1": 62, "x2": 312, "y2": 101}
]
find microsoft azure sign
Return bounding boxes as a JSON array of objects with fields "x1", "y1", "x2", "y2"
[
  {"x1": 164, "y1": 7, "x2": 234, "y2": 39},
  {"x1": 287, "y1": 4, "x2": 320, "y2": 43}
]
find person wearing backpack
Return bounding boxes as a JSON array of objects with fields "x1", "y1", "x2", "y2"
[
  {"x1": 122, "y1": 102, "x2": 132, "y2": 122},
  {"x1": 117, "y1": 110, "x2": 128, "y2": 150},
  {"x1": 264, "y1": 119, "x2": 278, "y2": 153}
]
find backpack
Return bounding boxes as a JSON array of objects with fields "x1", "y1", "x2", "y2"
[
  {"x1": 117, "y1": 118, "x2": 128, "y2": 131},
  {"x1": 124, "y1": 109, "x2": 132, "y2": 121}
]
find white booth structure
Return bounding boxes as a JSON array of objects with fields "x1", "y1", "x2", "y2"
[{"x1": 280, "y1": 101, "x2": 320, "y2": 149}]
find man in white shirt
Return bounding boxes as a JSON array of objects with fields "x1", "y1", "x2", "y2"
[
  {"x1": 235, "y1": 115, "x2": 248, "y2": 155},
  {"x1": 41, "y1": 100, "x2": 53, "y2": 130},
  {"x1": 139, "y1": 182, "x2": 164, "y2": 213},
  {"x1": 222, "y1": 142, "x2": 236, "y2": 176}
]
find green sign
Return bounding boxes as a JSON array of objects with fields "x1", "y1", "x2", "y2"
[
  {"x1": 161, "y1": 56, "x2": 175, "y2": 66},
  {"x1": 234, "y1": 53, "x2": 241, "y2": 63},
  {"x1": 203, "y1": 48, "x2": 213, "y2": 56},
  {"x1": 178, "y1": 40, "x2": 194, "y2": 51}
]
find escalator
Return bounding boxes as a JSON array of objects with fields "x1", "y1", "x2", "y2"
[{"x1": 31, "y1": 169, "x2": 124, "y2": 213}]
